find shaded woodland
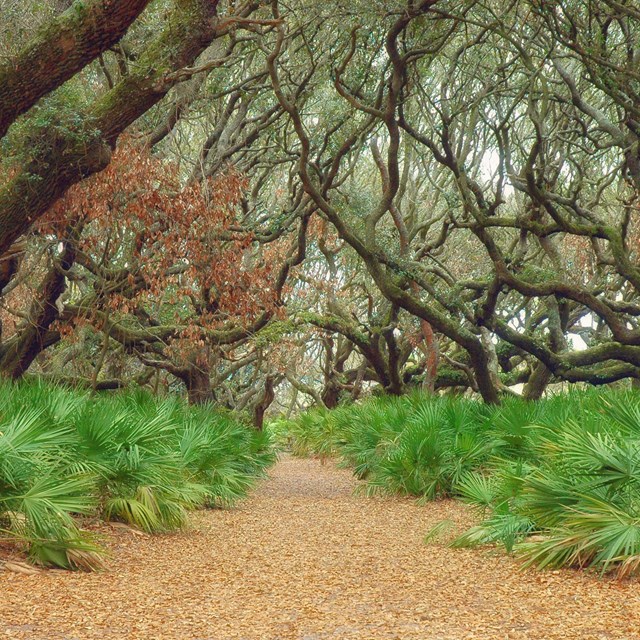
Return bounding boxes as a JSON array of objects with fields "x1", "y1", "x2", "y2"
[
  {"x1": 1, "y1": 0, "x2": 640, "y2": 420},
  {"x1": 5, "y1": 0, "x2": 640, "y2": 592}
]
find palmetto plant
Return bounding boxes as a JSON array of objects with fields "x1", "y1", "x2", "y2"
[
  {"x1": 0, "y1": 400, "x2": 102, "y2": 569},
  {"x1": 284, "y1": 387, "x2": 640, "y2": 576},
  {"x1": 282, "y1": 407, "x2": 335, "y2": 458},
  {"x1": 0, "y1": 380, "x2": 274, "y2": 569},
  {"x1": 451, "y1": 391, "x2": 640, "y2": 576},
  {"x1": 365, "y1": 399, "x2": 490, "y2": 499},
  {"x1": 339, "y1": 396, "x2": 412, "y2": 480},
  {"x1": 285, "y1": 394, "x2": 491, "y2": 496}
]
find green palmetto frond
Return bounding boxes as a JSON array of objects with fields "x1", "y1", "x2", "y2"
[
  {"x1": 456, "y1": 472, "x2": 500, "y2": 509},
  {"x1": 519, "y1": 497, "x2": 640, "y2": 576},
  {"x1": 0, "y1": 379, "x2": 273, "y2": 569},
  {"x1": 452, "y1": 512, "x2": 535, "y2": 553}
]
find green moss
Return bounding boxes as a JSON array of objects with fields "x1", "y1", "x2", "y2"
[
  {"x1": 518, "y1": 264, "x2": 557, "y2": 285},
  {"x1": 252, "y1": 320, "x2": 298, "y2": 347},
  {"x1": 2, "y1": 82, "x2": 98, "y2": 161}
]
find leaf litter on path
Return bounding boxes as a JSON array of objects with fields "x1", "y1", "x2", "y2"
[{"x1": 1, "y1": 455, "x2": 639, "y2": 639}]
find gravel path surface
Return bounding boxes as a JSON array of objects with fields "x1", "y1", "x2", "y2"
[{"x1": 1, "y1": 455, "x2": 639, "y2": 639}]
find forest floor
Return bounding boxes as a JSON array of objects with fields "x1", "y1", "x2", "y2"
[{"x1": 1, "y1": 455, "x2": 640, "y2": 640}]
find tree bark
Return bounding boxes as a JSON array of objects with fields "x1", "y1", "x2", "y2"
[
  {"x1": 0, "y1": 0, "x2": 152, "y2": 139},
  {"x1": 0, "y1": 240, "x2": 26, "y2": 292},
  {"x1": 251, "y1": 375, "x2": 276, "y2": 431},
  {"x1": 522, "y1": 362, "x2": 553, "y2": 401},
  {"x1": 0, "y1": 239, "x2": 76, "y2": 378},
  {"x1": 185, "y1": 365, "x2": 214, "y2": 405},
  {"x1": 0, "y1": 0, "x2": 222, "y2": 255}
]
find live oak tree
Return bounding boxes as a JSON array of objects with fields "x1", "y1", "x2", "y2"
[
  {"x1": 1, "y1": 140, "x2": 295, "y2": 408},
  {"x1": 259, "y1": 0, "x2": 640, "y2": 402},
  {"x1": 2, "y1": 0, "x2": 640, "y2": 411},
  {"x1": 0, "y1": 0, "x2": 261, "y2": 254}
]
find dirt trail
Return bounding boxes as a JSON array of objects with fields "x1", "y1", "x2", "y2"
[{"x1": 1, "y1": 455, "x2": 639, "y2": 640}]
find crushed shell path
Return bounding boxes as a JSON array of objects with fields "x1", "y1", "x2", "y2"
[{"x1": 2, "y1": 456, "x2": 640, "y2": 640}]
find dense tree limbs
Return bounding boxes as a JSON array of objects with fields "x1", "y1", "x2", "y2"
[{"x1": 2, "y1": 0, "x2": 640, "y2": 412}]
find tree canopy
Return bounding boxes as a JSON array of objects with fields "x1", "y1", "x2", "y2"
[{"x1": 1, "y1": 0, "x2": 640, "y2": 422}]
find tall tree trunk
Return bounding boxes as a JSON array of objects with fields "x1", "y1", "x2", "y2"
[
  {"x1": 185, "y1": 365, "x2": 214, "y2": 405},
  {"x1": 252, "y1": 375, "x2": 276, "y2": 431},
  {"x1": 0, "y1": 238, "x2": 76, "y2": 378},
  {"x1": 523, "y1": 299, "x2": 567, "y2": 400},
  {"x1": 0, "y1": 0, "x2": 152, "y2": 140},
  {"x1": 522, "y1": 362, "x2": 553, "y2": 400},
  {"x1": 321, "y1": 381, "x2": 340, "y2": 409},
  {"x1": 0, "y1": 0, "x2": 222, "y2": 254},
  {"x1": 370, "y1": 139, "x2": 439, "y2": 391}
]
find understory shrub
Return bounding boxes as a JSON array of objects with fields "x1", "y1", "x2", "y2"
[
  {"x1": 282, "y1": 388, "x2": 640, "y2": 577},
  {"x1": 0, "y1": 380, "x2": 274, "y2": 569}
]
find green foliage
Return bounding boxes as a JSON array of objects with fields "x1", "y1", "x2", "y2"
[
  {"x1": 282, "y1": 387, "x2": 640, "y2": 576},
  {"x1": 0, "y1": 380, "x2": 274, "y2": 569},
  {"x1": 366, "y1": 399, "x2": 490, "y2": 499},
  {"x1": 272, "y1": 407, "x2": 339, "y2": 459},
  {"x1": 252, "y1": 320, "x2": 298, "y2": 348},
  {"x1": 1, "y1": 82, "x2": 98, "y2": 162}
]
